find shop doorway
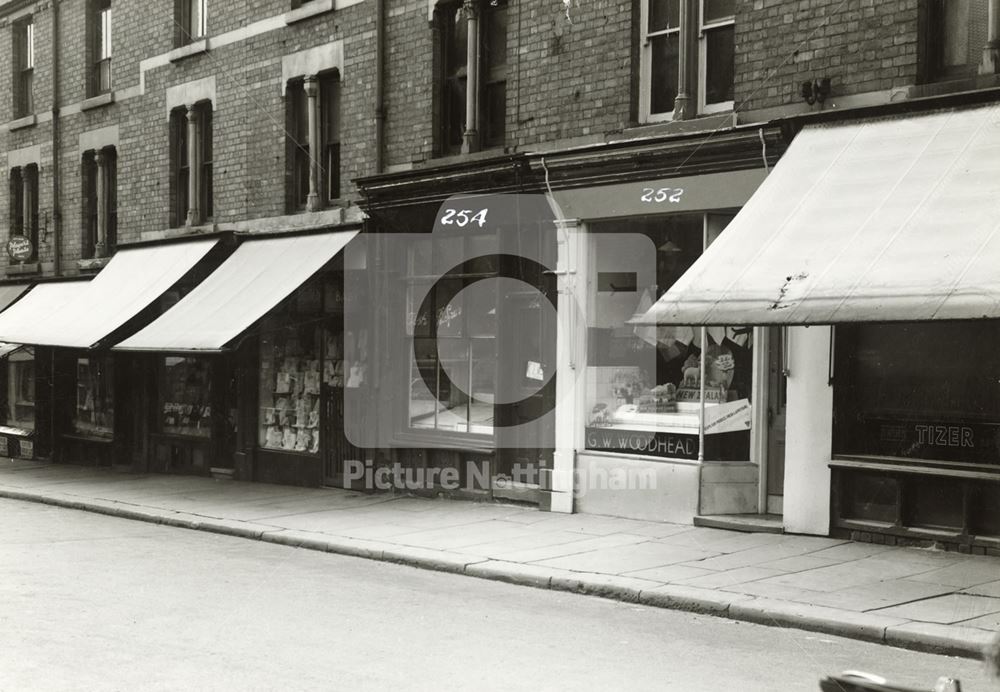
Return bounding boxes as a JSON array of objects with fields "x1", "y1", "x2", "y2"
[{"x1": 765, "y1": 326, "x2": 787, "y2": 514}]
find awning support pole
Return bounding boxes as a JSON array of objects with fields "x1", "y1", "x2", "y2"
[{"x1": 698, "y1": 326, "x2": 706, "y2": 463}]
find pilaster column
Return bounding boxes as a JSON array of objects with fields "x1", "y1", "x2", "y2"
[
  {"x1": 185, "y1": 105, "x2": 201, "y2": 226},
  {"x1": 95, "y1": 150, "x2": 107, "y2": 257},
  {"x1": 980, "y1": 0, "x2": 1000, "y2": 75},
  {"x1": 303, "y1": 76, "x2": 321, "y2": 212},
  {"x1": 672, "y1": 0, "x2": 691, "y2": 120},
  {"x1": 547, "y1": 217, "x2": 584, "y2": 514},
  {"x1": 461, "y1": 0, "x2": 480, "y2": 154}
]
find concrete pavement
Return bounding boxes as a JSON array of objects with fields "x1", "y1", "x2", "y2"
[{"x1": 2, "y1": 459, "x2": 998, "y2": 660}]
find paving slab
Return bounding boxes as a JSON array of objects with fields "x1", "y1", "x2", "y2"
[
  {"x1": 494, "y1": 532, "x2": 649, "y2": 564},
  {"x1": 675, "y1": 566, "x2": 786, "y2": 589},
  {"x1": 962, "y1": 580, "x2": 1000, "y2": 598},
  {"x1": 908, "y1": 560, "x2": 1000, "y2": 589},
  {"x1": 532, "y1": 541, "x2": 717, "y2": 574},
  {"x1": 798, "y1": 580, "x2": 956, "y2": 613},
  {"x1": 621, "y1": 564, "x2": 716, "y2": 583},
  {"x1": 874, "y1": 593, "x2": 1000, "y2": 624}
]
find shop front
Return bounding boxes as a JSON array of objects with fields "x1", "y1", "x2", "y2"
[
  {"x1": 545, "y1": 166, "x2": 775, "y2": 523},
  {"x1": 639, "y1": 102, "x2": 1000, "y2": 550},
  {"x1": 0, "y1": 239, "x2": 227, "y2": 470},
  {"x1": 115, "y1": 229, "x2": 361, "y2": 486}
]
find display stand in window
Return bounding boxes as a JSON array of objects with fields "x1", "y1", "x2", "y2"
[
  {"x1": 258, "y1": 313, "x2": 322, "y2": 455},
  {"x1": 73, "y1": 356, "x2": 115, "y2": 438},
  {"x1": 159, "y1": 356, "x2": 212, "y2": 438}
]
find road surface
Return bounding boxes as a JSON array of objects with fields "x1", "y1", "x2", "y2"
[{"x1": 0, "y1": 499, "x2": 992, "y2": 691}]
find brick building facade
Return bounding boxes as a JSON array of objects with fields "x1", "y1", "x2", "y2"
[{"x1": 0, "y1": 0, "x2": 998, "y2": 547}]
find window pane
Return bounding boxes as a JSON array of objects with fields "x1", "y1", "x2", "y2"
[
  {"x1": 160, "y1": 357, "x2": 212, "y2": 438},
  {"x1": 484, "y1": 3, "x2": 507, "y2": 70},
  {"x1": 5, "y1": 348, "x2": 35, "y2": 430},
  {"x1": 942, "y1": 0, "x2": 970, "y2": 68},
  {"x1": 649, "y1": 0, "x2": 679, "y2": 33},
  {"x1": 649, "y1": 33, "x2": 679, "y2": 115},
  {"x1": 704, "y1": 25, "x2": 735, "y2": 104},
  {"x1": 469, "y1": 339, "x2": 495, "y2": 434},
  {"x1": 585, "y1": 216, "x2": 753, "y2": 461},
  {"x1": 703, "y1": 0, "x2": 735, "y2": 23},
  {"x1": 483, "y1": 81, "x2": 506, "y2": 147},
  {"x1": 73, "y1": 357, "x2": 115, "y2": 438},
  {"x1": 259, "y1": 314, "x2": 321, "y2": 454}
]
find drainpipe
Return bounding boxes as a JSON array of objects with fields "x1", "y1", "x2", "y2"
[
  {"x1": 51, "y1": 0, "x2": 62, "y2": 276},
  {"x1": 374, "y1": 0, "x2": 385, "y2": 173}
]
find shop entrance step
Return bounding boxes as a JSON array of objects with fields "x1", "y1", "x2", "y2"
[{"x1": 693, "y1": 513, "x2": 784, "y2": 534}]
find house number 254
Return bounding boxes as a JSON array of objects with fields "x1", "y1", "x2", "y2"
[
  {"x1": 640, "y1": 187, "x2": 684, "y2": 204},
  {"x1": 440, "y1": 208, "x2": 489, "y2": 227}
]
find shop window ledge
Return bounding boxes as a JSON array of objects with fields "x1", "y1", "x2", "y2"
[
  {"x1": 831, "y1": 457, "x2": 1000, "y2": 481},
  {"x1": 80, "y1": 92, "x2": 114, "y2": 111},
  {"x1": 77, "y1": 256, "x2": 111, "y2": 272},
  {"x1": 6, "y1": 262, "x2": 39, "y2": 276},
  {"x1": 61, "y1": 432, "x2": 114, "y2": 444},
  {"x1": 0, "y1": 425, "x2": 32, "y2": 437},
  {"x1": 168, "y1": 38, "x2": 209, "y2": 64},
  {"x1": 284, "y1": 0, "x2": 334, "y2": 24},
  {"x1": 8, "y1": 114, "x2": 36, "y2": 131}
]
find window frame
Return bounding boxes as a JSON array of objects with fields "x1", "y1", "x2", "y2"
[
  {"x1": 170, "y1": 107, "x2": 190, "y2": 227},
  {"x1": 697, "y1": 0, "x2": 735, "y2": 114},
  {"x1": 81, "y1": 146, "x2": 117, "y2": 259},
  {"x1": 13, "y1": 18, "x2": 35, "y2": 118},
  {"x1": 639, "y1": 0, "x2": 681, "y2": 123},
  {"x1": 176, "y1": 0, "x2": 207, "y2": 46},
  {"x1": 8, "y1": 164, "x2": 39, "y2": 263},
  {"x1": 91, "y1": 0, "x2": 113, "y2": 95},
  {"x1": 638, "y1": 0, "x2": 737, "y2": 123}
]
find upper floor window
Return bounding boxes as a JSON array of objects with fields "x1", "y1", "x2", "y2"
[
  {"x1": 8, "y1": 164, "x2": 39, "y2": 263},
  {"x1": 436, "y1": 0, "x2": 507, "y2": 155},
  {"x1": 82, "y1": 147, "x2": 118, "y2": 259},
  {"x1": 169, "y1": 102, "x2": 213, "y2": 227},
  {"x1": 285, "y1": 72, "x2": 340, "y2": 213},
  {"x1": 175, "y1": 0, "x2": 207, "y2": 46},
  {"x1": 639, "y1": 0, "x2": 735, "y2": 122},
  {"x1": 12, "y1": 18, "x2": 35, "y2": 118},
  {"x1": 921, "y1": 0, "x2": 990, "y2": 82},
  {"x1": 88, "y1": 0, "x2": 113, "y2": 95}
]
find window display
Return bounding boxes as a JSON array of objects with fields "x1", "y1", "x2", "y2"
[
  {"x1": 585, "y1": 214, "x2": 752, "y2": 460},
  {"x1": 73, "y1": 356, "x2": 114, "y2": 438},
  {"x1": 834, "y1": 321, "x2": 1000, "y2": 466},
  {"x1": 159, "y1": 356, "x2": 212, "y2": 438},
  {"x1": 406, "y1": 236, "x2": 498, "y2": 435},
  {"x1": 4, "y1": 347, "x2": 35, "y2": 430},
  {"x1": 259, "y1": 315, "x2": 322, "y2": 454}
]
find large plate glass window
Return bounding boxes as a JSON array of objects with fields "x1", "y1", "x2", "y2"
[
  {"x1": 159, "y1": 356, "x2": 212, "y2": 437},
  {"x1": 4, "y1": 347, "x2": 35, "y2": 430},
  {"x1": 74, "y1": 356, "x2": 114, "y2": 438},
  {"x1": 584, "y1": 213, "x2": 752, "y2": 460}
]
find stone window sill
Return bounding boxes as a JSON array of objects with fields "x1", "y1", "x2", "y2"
[
  {"x1": 284, "y1": 0, "x2": 334, "y2": 24},
  {"x1": 76, "y1": 256, "x2": 112, "y2": 272},
  {"x1": 168, "y1": 38, "x2": 209, "y2": 63},
  {"x1": 81, "y1": 92, "x2": 115, "y2": 111},
  {"x1": 6, "y1": 262, "x2": 40, "y2": 275},
  {"x1": 8, "y1": 114, "x2": 37, "y2": 131}
]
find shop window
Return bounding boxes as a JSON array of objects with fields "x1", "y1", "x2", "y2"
[
  {"x1": 175, "y1": 0, "x2": 206, "y2": 46},
  {"x1": 169, "y1": 102, "x2": 212, "y2": 227},
  {"x1": 88, "y1": 0, "x2": 112, "y2": 95},
  {"x1": 406, "y1": 234, "x2": 500, "y2": 435},
  {"x1": 3, "y1": 348, "x2": 35, "y2": 431},
  {"x1": 81, "y1": 147, "x2": 117, "y2": 259},
  {"x1": 585, "y1": 213, "x2": 752, "y2": 460},
  {"x1": 159, "y1": 356, "x2": 212, "y2": 437},
  {"x1": 12, "y1": 17, "x2": 34, "y2": 118},
  {"x1": 73, "y1": 356, "x2": 114, "y2": 438},
  {"x1": 285, "y1": 72, "x2": 340, "y2": 212},
  {"x1": 436, "y1": 0, "x2": 507, "y2": 155},
  {"x1": 920, "y1": 0, "x2": 989, "y2": 83},
  {"x1": 258, "y1": 290, "x2": 324, "y2": 455},
  {"x1": 639, "y1": 0, "x2": 735, "y2": 122},
  {"x1": 833, "y1": 321, "x2": 1000, "y2": 466},
  {"x1": 8, "y1": 164, "x2": 39, "y2": 263}
]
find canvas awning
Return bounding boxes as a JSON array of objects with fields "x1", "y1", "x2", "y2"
[
  {"x1": 0, "y1": 239, "x2": 219, "y2": 347},
  {"x1": 638, "y1": 104, "x2": 1000, "y2": 326},
  {"x1": 115, "y1": 231, "x2": 359, "y2": 352}
]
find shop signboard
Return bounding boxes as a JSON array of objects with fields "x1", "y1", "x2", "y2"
[
  {"x1": 18, "y1": 438, "x2": 33, "y2": 459},
  {"x1": 851, "y1": 417, "x2": 1000, "y2": 465},
  {"x1": 0, "y1": 436, "x2": 7, "y2": 457}
]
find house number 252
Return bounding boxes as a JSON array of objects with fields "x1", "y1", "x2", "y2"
[
  {"x1": 440, "y1": 208, "x2": 489, "y2": 227},
  {"x1": 640, "y1": 187, "x2": 684, "y2": 204}
]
